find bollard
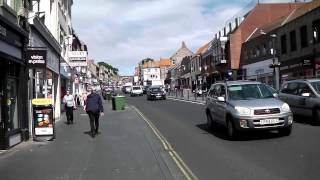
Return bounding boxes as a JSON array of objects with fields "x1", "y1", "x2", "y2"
[
  {"x1": 202, "y1": 93, "x2": 204, "y2": 101},
  {"x1": 187, "y1": 90, "x2": 189, "y2": 100}
]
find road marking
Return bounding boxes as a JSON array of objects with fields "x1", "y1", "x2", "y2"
[
  {"x1": 132, "y1": 106, "x2": 199, "y2": 180},
  {"x1": 167, "y1": 97, "x2": 205, "y2": 105}
]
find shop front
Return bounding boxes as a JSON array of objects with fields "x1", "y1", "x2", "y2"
[
  {"x1": 243, "y1": 59, "x2": 274, "y2": 86},
  {"x1": 28, "y1": 18, "x2": 62, "y2": 138},
  {"x1": 0, "y1": 16, "x2": 29, "y2": 149},
  {"x1": 60, "y1": 60, "x2": 72, "y2": 113},
  {"x1": 280, "y1": 56, "x2": 314, "y2": 82}
]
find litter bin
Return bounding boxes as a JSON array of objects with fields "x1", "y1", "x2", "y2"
[
  {"x1": 32, "y1": 98, "x2": 55, "y2": 141},
  {"x1": 112, "y1": 96, "x2": 125, "y2": 110}
]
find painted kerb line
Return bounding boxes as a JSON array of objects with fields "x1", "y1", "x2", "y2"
[{"x1": 132, "y1": 106, "x2": 199, "y2": 180}]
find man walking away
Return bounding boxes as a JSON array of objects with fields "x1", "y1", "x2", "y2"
[
  {"x1": 85, "y1": 87, "x2": 104, "y2": 137},
  {"x1": 63, "y1": 90, "x2": 75, "y2": 124}
]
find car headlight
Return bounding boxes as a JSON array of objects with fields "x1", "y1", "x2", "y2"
[
  {"x1": 235, "y1": 107, "x2": 252, "y2": 116},
  {"x1": 281, "y1": 103, "x2": 290, "y2": 112}
]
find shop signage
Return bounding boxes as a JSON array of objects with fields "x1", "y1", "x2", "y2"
[
  {"x1": 68, "y1": 51, "x2": 87, "y2": 67},
  {"x1": 26, "y1": 49, "x2": 47, "y2": 67},
  {"x1": 302, "y1": 59, "x2": 312, "y2": 66},
  {"x1": 32, "y1": 98, "x2": 53, "y2": 105}
]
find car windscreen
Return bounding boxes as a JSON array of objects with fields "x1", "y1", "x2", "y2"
[
  {"x1": 227, "y1": 84, "x2": 274, "y2": 100},
  {"x1": 133, "y1": 87, "x2": 141, "y2": 90},
  {"x1": 311, "y1": 81, "x2": 320, "y2": 94},
  {"x1": 150, "y1": 88, "x2": 161, "y2": 92}
]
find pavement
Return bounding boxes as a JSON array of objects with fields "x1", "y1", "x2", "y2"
[{"x1": 0, "y1": 99, "x2": 186, "y2": 180}]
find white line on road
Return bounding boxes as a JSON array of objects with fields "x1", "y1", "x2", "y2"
[
  {"x1": 131, "y1": 106, "x2": 199, "y2": 180},
  {"x1": 167, "y1": 97, "x2": 205, "y2": 105}
]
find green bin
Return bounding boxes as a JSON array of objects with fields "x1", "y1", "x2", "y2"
[{"x1": 112, "y1": 96, "x2": 125, "y2": 110}]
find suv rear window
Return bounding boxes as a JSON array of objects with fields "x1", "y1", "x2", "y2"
[
  {"x1": 133, "y1": 87, "x2": 141, "y2": 90},
  {"x1": 227, "y1": 84, "x2": 273, "y2": 100}
]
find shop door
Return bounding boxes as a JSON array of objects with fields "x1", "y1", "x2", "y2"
[{"x1": 0, "y1": 62, "x2": 6, "y2": 148}]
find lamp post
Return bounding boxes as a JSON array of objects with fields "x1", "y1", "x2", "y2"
[{"x1": 269, "y1": 34, "x2": 281, "y2": 90}]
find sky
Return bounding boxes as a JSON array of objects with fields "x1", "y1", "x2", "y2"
[{"x1": 72, "y1": 0, "x2": 301, "y2": 76}]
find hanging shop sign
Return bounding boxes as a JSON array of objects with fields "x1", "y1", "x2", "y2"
[
  {"x1": 26, "y1": 49, "x2": 47, "y2": 68},
  {"x1": 68, "y1": 51, "x2": 87, "y2": 67}
]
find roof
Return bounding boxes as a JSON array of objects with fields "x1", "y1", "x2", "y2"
[
  {"x1": 284, "y1": 0, "x2": 320, "y2": 24},
  {"x1": 159, "y1": 58, "x2": 172, "y2": 66},
  {"x1": 142, "y1": 61, "x2": 160, "y2": 68},
  {"x1": 192, "y1": 41, "x2": 211, "y2": 61},
  {"x1": 225, "y1": 80, "x2": 262, "y2": 86},
  {"x1": 247, "y1": 1, "x2": 318, "y2": 41}
]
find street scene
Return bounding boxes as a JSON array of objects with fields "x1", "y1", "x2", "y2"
[{"x1": 1, "y1": 0, "x2": 320, "y2": 180}]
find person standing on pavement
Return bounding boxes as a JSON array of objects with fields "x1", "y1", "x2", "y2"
[
  {"x1": 63, "y1": 90, "x2": 76, "y2": 124},
  {"x1": 85, "y1": 87, "x2": 104, "y2": 137}
]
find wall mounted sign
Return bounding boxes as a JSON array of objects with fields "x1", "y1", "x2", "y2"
[
  {"x1": 26, "y1": 49, "x2": 47, "y2": 68},
  {"x1": 68, "y1": 51, "x2": 87, "y2": 67}
]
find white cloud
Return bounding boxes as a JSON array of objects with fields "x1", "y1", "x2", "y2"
[{"x1": 72, "y1": 0, "x2": 293, "y2": 75}]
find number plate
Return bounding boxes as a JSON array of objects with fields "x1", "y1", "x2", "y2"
[
  {"x1": 260, "y1": 119, "x2": 279, "y2": 125},
  {"x1": 156, "y1": 96, "x2": 162, "y2": 98}
]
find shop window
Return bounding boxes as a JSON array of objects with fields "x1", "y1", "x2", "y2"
[
  {"x1": 7, "y1": 78, "x2": 18, "y2": 131},
  {"x1": 290, "y1": 30, "x2": 297, "y2": 51},
  {"x1": 300, "y1": 25, "x2": 308, "y2": 48},
  {"x1": 281, "y1": 35, "x2": 287, "y2": 54},
  {"x1": 313, "y1": 19, "x2": 320, "y2": 44},
  {"x1": 256, "y1": 46, "x2": 260, "y2": 57}
]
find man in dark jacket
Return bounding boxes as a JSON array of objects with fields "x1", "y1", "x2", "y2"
[{"x1": 85, "y1": 87, "x2": 104, "y2": 137}]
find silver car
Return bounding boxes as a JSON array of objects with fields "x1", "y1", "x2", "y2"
[
  {"x1": 205, "y1": 81, "x2": 293, "y2": 139},
  {"x1": 278, "y1": 79, "x2": 320, "y2": 122}
]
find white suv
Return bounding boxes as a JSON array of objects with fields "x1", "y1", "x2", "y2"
[{"x1": 131, "y1": 86, "x2": 143, "y2": 96}]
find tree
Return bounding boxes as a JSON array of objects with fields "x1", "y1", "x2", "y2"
[{"x1": 98, "y1": 62, "x2": 118, "y2": 75}]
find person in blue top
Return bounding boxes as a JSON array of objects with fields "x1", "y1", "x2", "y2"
[{"x1": 84, "y1": 86, "x2": 104, "y2": 137}]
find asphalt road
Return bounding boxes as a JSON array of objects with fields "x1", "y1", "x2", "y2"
[{"x1": 126, "y1": 94, "x2": 320, "y2": 180}]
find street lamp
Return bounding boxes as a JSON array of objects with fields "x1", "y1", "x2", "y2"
[
  {"x1": 260, "y1": 30, "x2": 280, "y2": 90},
  {"x1": 269, "y1": 34, "x2": 281, "y2": 90}
]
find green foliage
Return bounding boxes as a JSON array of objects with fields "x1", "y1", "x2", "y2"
[{"x1": 98, "y1": 62, "x2": 119, "y2": 75}]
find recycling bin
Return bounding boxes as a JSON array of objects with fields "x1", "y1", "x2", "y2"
[
  {"x1": 32, "y1": 99, "x2": 55, "y2": 141},
  {"x1": 112, "y1": 96, "x2": 125, "y2": 111}
]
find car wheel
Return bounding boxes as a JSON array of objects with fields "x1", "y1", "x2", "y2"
[
  {"x1": 227, "y1": 120, "x2": 238, "y2": 140},
  {"x1": 206, "y1": 112, "x2": 214, "y2": 130},
  {"x1": 314, "y1": 108, "x2": 320, "y2": 123},
  {"x1": 278, "y1": 126, "x2": 292, "y2": 136}
]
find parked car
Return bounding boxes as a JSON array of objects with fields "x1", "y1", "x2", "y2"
[
  {"x1": 131, "y1": 86, "x2": 143, "y2": 96},
  {"x1": 278, "y1": 79, "x2": 320, "y2": 122},
  {"x1": 205, "y1": 81, "x2": 293, "y2": 139},
  {"x1": 147, "y1": 87, "x2": 166, "y2": 100}
]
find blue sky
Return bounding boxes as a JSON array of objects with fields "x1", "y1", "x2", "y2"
[{"x1": 72, "y1": 0, "x2": 300, "y2": 75}]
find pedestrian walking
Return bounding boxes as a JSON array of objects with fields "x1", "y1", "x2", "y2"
[
  {"x1": 63, "y1": 90, "x2": 76, "y2": 124},
  {"x1": 85, "y1": 87, "x2": 104, "y2": 137}
]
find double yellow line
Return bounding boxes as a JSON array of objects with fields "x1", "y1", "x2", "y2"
[{"x1": 132, "y1": 106, "x2": 199, "y2": 180}]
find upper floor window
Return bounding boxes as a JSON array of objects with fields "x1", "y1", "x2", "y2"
[
  {"x1": 281, "y1": 35, "x2": 287, "y2": 55},
  {"x1": 262, "y1": 44, "x2": 266, "y2": 55},
  {"x1": 290, "y1": 30, "x2": 297, "y2": 51},
  {"x1": 313, "y1": 19, "x2": 320, "y2": 44},
  {"x1": 300, "y1": 25, "x2": 308, "y2": 48}
]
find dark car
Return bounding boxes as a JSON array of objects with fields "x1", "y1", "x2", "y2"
[
  {"x1": 147, "y1": 87, "x2": 166, "y2": 100},
  {"x1": 102, "y1": 86, "x2": 115, "y2": 100},
  {"x1": 278, "y1": 79, "x2": 320, "y2": 122}
]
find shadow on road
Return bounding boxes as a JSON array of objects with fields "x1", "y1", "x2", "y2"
[
  {"x1": 196, "y1": 123, "x2": 287, "y2": 141},
  {"x1": 293, "y1": 115, "x2": 320, "y2": 126}
]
